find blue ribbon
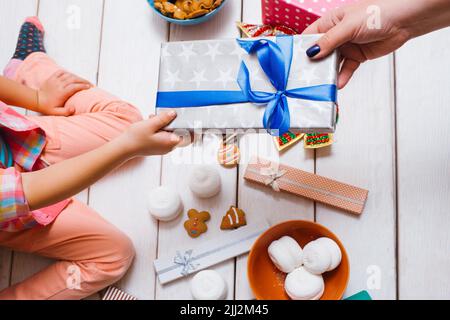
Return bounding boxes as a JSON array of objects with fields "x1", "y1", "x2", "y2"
[
  {"x1": 173, "y1": 250, "x2": 199, "y2": 276},
  {"x1": 157, "y1": 36, "x2": 337, "y2": 136}
]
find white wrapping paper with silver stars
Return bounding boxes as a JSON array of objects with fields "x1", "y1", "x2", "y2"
[{"x1": 156, "y1": 35, "x2": 338, "y2": 133}]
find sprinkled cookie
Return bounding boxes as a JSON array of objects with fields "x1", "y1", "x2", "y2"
[
  {"x1": 304, "y1": 133, "x2": 334, "y2": 149},
  {"x1": 184, "y1": 209, "x2": 211, "y2": 238},
  {"x1": 217, "y1": 143, "x2": 240, "y2": 167},
  {"x1": 220, "y1": 206, "x2": 247, "y2": 230},
  {"x1": 274, "y1": 131, "x2": 305, "y2": 151}
]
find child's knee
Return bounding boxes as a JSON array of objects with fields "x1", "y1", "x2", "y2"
[{"x1": 95, "y1": 230, "x2": 136, "y2": 283}]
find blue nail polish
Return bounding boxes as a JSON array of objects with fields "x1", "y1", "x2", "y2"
[{"x1": 306, "y1": 45, "x2": 321, "y2": 58}]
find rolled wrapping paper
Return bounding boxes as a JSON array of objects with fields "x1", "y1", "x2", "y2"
[
  {"x1": 303, "y1": 237, "x2": 342, "y2": 274},
  {"x1": 315, "y1": 237, "x2": 342, "y2": 271},
  {"x1": 267, "y1": 236, "x2": 303, "y2": 273},
  {"x1": 285, "y1": 267, "x2": 324, "y2": 300},
  {"x1": 190, "y1": 270, "x2": 227, "y2": 300},
  {"x1": 188, "y1": 165, "x2": 221, "y2": 198},
  {"x1": 147, "y1": 186, "x2": 183, "y2": 221}
]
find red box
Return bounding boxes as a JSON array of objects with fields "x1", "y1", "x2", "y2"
[{"x1": 261, "y1": 0, "x2": 357, "y2": 33}]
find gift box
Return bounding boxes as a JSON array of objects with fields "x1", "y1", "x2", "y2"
[
  {"x1": 154, "y1": 221, "x2": 269, "y2": 284},
  {"x1": 244, "y1": 157, "x2": 368, "y2": 215},
  {"x1": 156, "y1": 35, "x2": 338, "y2": 135},
  {"x1": 261, "y1": 0, "x2": 358, "y2": 33}
]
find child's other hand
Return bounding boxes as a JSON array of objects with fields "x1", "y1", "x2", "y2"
[
  {"x1": 123, "y1": 111, "x2": 182, "y2": 157},
  {"x1": 37, "y1": 70, "x2": 92, "y2": 116}
]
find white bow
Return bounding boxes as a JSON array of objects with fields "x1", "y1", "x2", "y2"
[{"x1": 260, "y1": 162, "x2": 287, "y2": 192}]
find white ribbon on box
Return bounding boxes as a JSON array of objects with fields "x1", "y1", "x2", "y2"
[{"x1": 154, "y1": 221, "x2": 269, "y2": 284}]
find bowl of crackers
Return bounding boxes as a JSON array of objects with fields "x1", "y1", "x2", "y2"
[{"x1": 149, "y1": 0, "x2": 227, "y2": 25}]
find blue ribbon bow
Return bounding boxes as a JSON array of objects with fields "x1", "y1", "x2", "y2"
[
  {"x1": 173, "y1": 250, "x2": 199, "y2": 276},
  {"x1": 236, "y1": 36, "x2": 336, "y2": 135},
  {"x1": 156, "y1": 36, "x2": 337, "y2": 136}
]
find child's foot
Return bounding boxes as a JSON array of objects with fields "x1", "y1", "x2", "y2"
[{"x1": 12, "y1": 17, "x2": 46, "y2": 61}]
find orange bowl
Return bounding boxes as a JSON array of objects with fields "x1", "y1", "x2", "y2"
[{"x1": 247, "y1": 220, "x2": 349, "y2": 300}]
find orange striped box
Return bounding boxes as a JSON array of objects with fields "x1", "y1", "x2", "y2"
[{"x1": 244, "y1": 157, "x2": 368, "y2": 215}]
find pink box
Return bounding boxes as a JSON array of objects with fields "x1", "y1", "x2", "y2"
[{"x1": 261, "y1": 0, "x2": 357, "y2": 33}]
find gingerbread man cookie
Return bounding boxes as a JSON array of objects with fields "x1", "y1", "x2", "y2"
[
  {"x1": 184, "y1": 209, "x2": 211, "y2": 238},
  {"x1": 220, "y1": 206, "x2": 247, "y2": 230}
]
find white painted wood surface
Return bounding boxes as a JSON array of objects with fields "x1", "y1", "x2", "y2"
[
  {"x1": 156, "y1": 0, "x2": 242, "y2": 300},
  {"x1": 316, "y1": 56, "x2": 397, "y2": 300},
  {"x1": 1, "y1": 0, "x2": 450, "y2": 300},
  {"x1": 396, "y1": 28, "x2": 450, "y2": 300}
]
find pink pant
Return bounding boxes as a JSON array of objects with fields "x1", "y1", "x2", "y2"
[{"x1": 0, "y1": 53, "x2": 143, "y2": 299}]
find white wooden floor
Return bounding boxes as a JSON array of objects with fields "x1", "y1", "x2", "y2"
[{"x1": 1, "y1": 0, "x2": 450, "y2": 300}]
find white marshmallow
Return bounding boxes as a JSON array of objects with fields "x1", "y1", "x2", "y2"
[
  {"x1": 302, "y1": 241, "x2": 332, "y2": 275},
  {"x1": 188, "y1": 166, "x2": 221, "y2": 199},
  {"x1": 284, "y1": 267, "x2": 324, "y2": 300},
  {"x1": 315, "y1": 237, "x2": 342, "y2": 271},
  {"x1": 190, "y1": 270, "x2": 227, "y2": 300},
  {"x1": 268, "y1": 236, "x2": 303, "y2": 273},
  {"x1": 147, "y1": 186, "x2": 182, "y2": 221}
]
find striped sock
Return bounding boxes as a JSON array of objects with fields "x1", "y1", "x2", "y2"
[{"x1": 12, "y1": 17, "x2": 46, "y2": 61}]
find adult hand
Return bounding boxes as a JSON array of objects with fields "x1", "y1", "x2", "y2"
[{"x1": 303, "y1": 0, "x2": 450, "y2": 88}]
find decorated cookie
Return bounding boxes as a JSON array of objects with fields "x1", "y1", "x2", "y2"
[
  {"x1": 237, "y1": 22, "x2": 297, "y2": 37},
  {"x1": 184, "y1": 209, "x2": 211, "y2": 238},
  {"x1": 273, "y1": 25, "x2": 297, "y2": 35},
  {"x1": 220, "y1": 206, "x2": 247, "y2": 230},
  {"x1": 190, "y1": 270, "x2": 227, "y2": 300},
  {"x1": 273, "y1": 131, "x2": 305, "y2": 151},
  {"x1": 217, "y1": 143, "x2": 240, "y2": 167},
  {"x1": 188, "y1": 165, "x2": 221, "y2": 198},
  {"x1": 304, "y1": 132, "x2": 334, "y2": 149},
  {"x1": 237, "y1": 22, "x2": 274, "y2": 37},
  {"x1": 147, "y1": 186, "x2": 183, "y2": 222}
]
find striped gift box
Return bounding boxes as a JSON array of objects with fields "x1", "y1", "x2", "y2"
[{"x1": 102, "y1": 287, "x2": 137, "y2": 300}]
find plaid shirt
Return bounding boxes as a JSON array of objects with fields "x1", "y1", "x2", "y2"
[{"x1": 0, "y1": 102, "x2": 70, "y2": 232}]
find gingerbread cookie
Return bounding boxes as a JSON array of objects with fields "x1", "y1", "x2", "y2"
[
  {"x1": 220, "y1": 206, "x2": 247, "y2": 230},
  {"x1": 184, "y1": 209, "x2": 211, "y2": 238}
]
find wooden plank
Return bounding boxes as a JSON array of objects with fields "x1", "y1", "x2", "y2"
[
  {"x1": 235, "y1": 0, "x2": 315, "y2": 300},
  {"x1": 315, "y1": 55, "x2": 397, "y2": 300},
  {"x1": 10, "y1": 0, "x2": 104, "y2": 289},
  {"x1": 88, "y1": 0, "x2": 167, "y2": 299},
  {"x1": 0, "y1": 0, "x2": 38, "y2": 292},
  {"x1": 155, "y1": 0, "x2": 242, "y2": 299},
  {"x1": 396, "y1": 28, "x2": 450, "y2": 300}
]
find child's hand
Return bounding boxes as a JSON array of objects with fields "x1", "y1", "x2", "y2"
[
  {"x1": 37, "y1": 70, "x2": 92, "y2": 116},
  {"x1": 122, "y1": 111, "x2": 181, "y2": 157}
]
